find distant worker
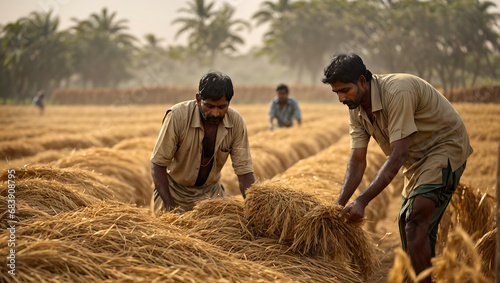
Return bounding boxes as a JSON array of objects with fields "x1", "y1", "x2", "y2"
[
  {"x1": 150, "y1": 71, "x2": 255, "y2": 214},
  {"x1": 268, "y1": 84, "x2": 302, "y2": 130},
  {"x1": 322, "y1": 53, "x2": 472, "y2": 282},
  {"x1": 33, "y1": 90, "x2": 45, "y2": 115}
]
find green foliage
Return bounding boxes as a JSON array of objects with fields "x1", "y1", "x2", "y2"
[
  {"x1": 254, "y1": 0, "x2": 500, "y2": 89},
  {"x1": 172, "y1": 0, "x2": 250, "y2": 66},
  {"x1": 1, "y1": 0, "x2": 500, "y2": 103},
  {"x1": 1, "y1": 11, "x2": 71, "y2": 102},
  {"x1": 70, "y1": 8, "x2": 137, "y2": 87}
]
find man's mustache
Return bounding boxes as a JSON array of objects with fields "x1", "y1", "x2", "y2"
[
  {"x1": 206, "y1": 114, "x2": 223, "y2": 124},
  {"x1": 343, "y1": 99, "x2": 354, "y2": 105}
]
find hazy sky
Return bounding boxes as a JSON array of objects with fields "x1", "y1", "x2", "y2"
[
  {"x1": 0, "y1": 0, "x2": 270, "y2": 53},
  {"x1": 1, "y1": 0, "x2": 500, "y2": 54}
]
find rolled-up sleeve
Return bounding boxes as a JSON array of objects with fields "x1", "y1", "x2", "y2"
[
  {"x1": 349, "y1": 111, "x2": 370, "y2": 149},
  {"x1": 230, "y1": 118, "x2": 253, "y2": 176},
  {"x1": 151, "y1": 110, "x2": 178, "y2": 167}
]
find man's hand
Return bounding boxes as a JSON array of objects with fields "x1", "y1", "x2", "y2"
[
  {"x1": 163, "y1": 198, "x2": 177, "y2": 212},
  {"x1": 339, "y1": 200, "x2": 366, "y2": 222}
]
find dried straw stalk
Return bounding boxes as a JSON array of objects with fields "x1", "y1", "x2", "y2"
[
  {"x1": 290, "y1": 204, "x2": 377, "y2": 279},
  {"x1": 244, "y1": 181, "x2": 321, "y2": 244},
  {"x1": 475, "y1": 228, "x2": 496, "y2": 279}
]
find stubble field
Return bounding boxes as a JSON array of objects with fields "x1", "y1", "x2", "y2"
[{"x1": 0, "y1": 101, "x2": 499, "y2": 282}]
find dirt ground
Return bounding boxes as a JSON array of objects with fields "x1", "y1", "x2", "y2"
[{"x1": 368, "y1": 193, "x2": 403, "y2": 282}]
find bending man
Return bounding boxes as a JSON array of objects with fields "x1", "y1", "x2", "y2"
[
  {"x1": 151, "y1": 71, "x2": 255, "y2": 214},
  {"x1": 322, "y1": 53, "x2": 472, "y2": 281}
]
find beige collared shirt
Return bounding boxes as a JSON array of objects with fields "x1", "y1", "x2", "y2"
[
  {"x1": 151, "y1": 100, "x2": 253, "y2": 187},
  {"x1": 349, "y1": 74, "x2": 473, "y2": 198}
]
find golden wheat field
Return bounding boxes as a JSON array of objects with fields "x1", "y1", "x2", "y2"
[{"x1": 0, "y1": 101, "x2": 499, "y2": 282}]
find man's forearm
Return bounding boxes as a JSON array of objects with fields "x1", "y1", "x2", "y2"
[
  {"x1": 356, "y1": 138, "x2": 409, "y2": 206},
  {"x1": 268, "y1": 116, "x2": 274, "y2": 130},
  {"x1": 151, "y1": 162, "x2": 173, "y2": 207},
  {"x1": 337, "y1": 158, "x2": 366, "y2": 206},
  {"x1": 237, "y1": 172, "x2": 255, "y2": 198}
]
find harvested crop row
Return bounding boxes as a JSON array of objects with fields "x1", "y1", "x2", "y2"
[
  {"x1": 1, "y1": 192, "x2": 370, "y2": 283},
  {"x1": 162, "y1": 181, "x2": 376, "y2": 282}
]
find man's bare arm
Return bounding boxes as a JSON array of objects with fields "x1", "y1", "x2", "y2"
[
  {"x1": 237, "y1": 172, "x2": 255, "y2": 199},
  {"x1": 335, "y1": 147, "x2": 367, "y2": 206},
  {"x1": 341, "y1": 137, "x2": 410, "y2": 221},
  {"x1": 151, "y1": 162, "x2": 176, "y2": 211},
  {"x1": 268, "y1": 116, "x2": 274, "y2": 131}
]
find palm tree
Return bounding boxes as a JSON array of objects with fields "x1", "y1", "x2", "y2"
[
  {"x1": 2, "y1": 11, "x2": 70, "y2": 102},
  {"x1": 71, "y1": 8, "x2": 136, "y2": 87},
  {"x1": 204, "y1": 4, "x2": 250, "y2": 64},
  {"x1": 172, "y1": 0, "x2": 250, "y2": 65},
  {"x1": 252, "y1": 0, "x2": 294, "y2": 27},
  {"x1": 172, "y1": 0, "x2": 215, "y2": 54},
  {"x1": 252, "y1": 0, "x2": 296, "y2": 41}
]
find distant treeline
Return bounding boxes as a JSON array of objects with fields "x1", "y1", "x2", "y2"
[
  {"x1": 2, "y1": 0, "x2": 500, "y2": 104},
  {"x1": 50, "y1": 84, "x2": 500, "y2": 105}
]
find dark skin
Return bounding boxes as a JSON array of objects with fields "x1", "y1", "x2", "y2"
[
  {"x1": 151, "y1": 94, "x2": 255, "y2": 212},
  {"x1": 330, "y1": 76, "x2": 434, "y2": 282}
]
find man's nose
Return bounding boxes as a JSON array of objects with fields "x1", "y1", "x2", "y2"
[
  {"x1": 338, "y1": 93, "x2": 346, "y2": 103},
  {"x1": 211, "y1": 108, "x2": 219, "y2": 117}
]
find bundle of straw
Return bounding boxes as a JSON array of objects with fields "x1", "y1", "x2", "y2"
[
  {"x1": 244, "y1": 181, "x2": 321, "y2": 244},
  {"x1": 56, "y1": 147, "x2": 152, "y2": 205},
  {"x1": 5, "y1": 200, "x2": 288, "y2": 282},
  {"x1": 389, "y1": 228, "x2": 491, "y2": 283},
  {"x1": 437, "y1": 183, "x2": 496, "y2": 253},
  {"x1": 431, "y1": 228, "x2": 490, "y2": 283},
  {"x1": 388, "y1": 248, "x2": 416, "y2": 283},
  {"x1": 475, "y1": 228, "x2": 496, "y2": 279},
  {"x1": 161, "y1": 197, "x2": 255, "y2": 250},
  {"x1": 0, "y1": 196, "x2": 50, "y2": 228},
  {"x1": 0, "y1": 165, "x2": 116, "y2": 200},
  {"x1": 235, "y1": 237, "x2": 365, "y2": 283},
  {"x1": 290, "y1": 204, "x2": 377, "y2": 279},
  {"x1": 2, "y1": 179, "x2": 100, "y2": 215},
  {"x1": 163, "y1": 197, "x2": 366, "y2": 283}
]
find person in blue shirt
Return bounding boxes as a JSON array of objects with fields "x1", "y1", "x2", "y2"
[
  {"x1": 33, "y1": 90, "x2": 45, "y2": 115},
  {"x1": 268, "y1": 84, "x2": 301, "y2": 130}
]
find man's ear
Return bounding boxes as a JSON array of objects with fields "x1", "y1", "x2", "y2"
[
  {"x1": 195, "y1": 93, "x2": 200, "y2": 104},
  {"x1": 358, "y1": 75, "x2": 367, "y2": 87}
]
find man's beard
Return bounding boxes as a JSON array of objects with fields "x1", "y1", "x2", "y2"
[
  {"x1": 343, "y1": 99, "x2": 357, "y2": 109},
  {"x1": 343, "y1": 87, "x2": 364, "y2": 109},
  {"x1": 199, "y1": 107, "x2": 223, "y2": 124}
]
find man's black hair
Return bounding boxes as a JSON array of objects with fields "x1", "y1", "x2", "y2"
[
  {"x1": 198, "y1": 71, "x2": 234, "y2": 102},
  {"x1": 321, "y1": 53, "x2": 372, "y2": 85},
  {"x1": 276, "y1": 83, "x2": 289, "y2": 93}
]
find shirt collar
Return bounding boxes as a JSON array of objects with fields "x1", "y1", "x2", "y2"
[{"x1": 370, "y1": 75, "x2": 382, "y2": 112}]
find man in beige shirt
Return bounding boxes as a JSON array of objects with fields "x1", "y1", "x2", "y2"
[
  {"x1": 151, "y1": 71, "x2": 255, "y2": 214},
  {"x1": 321, "y1": 53, "x2": 472, "y2": 281}
]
